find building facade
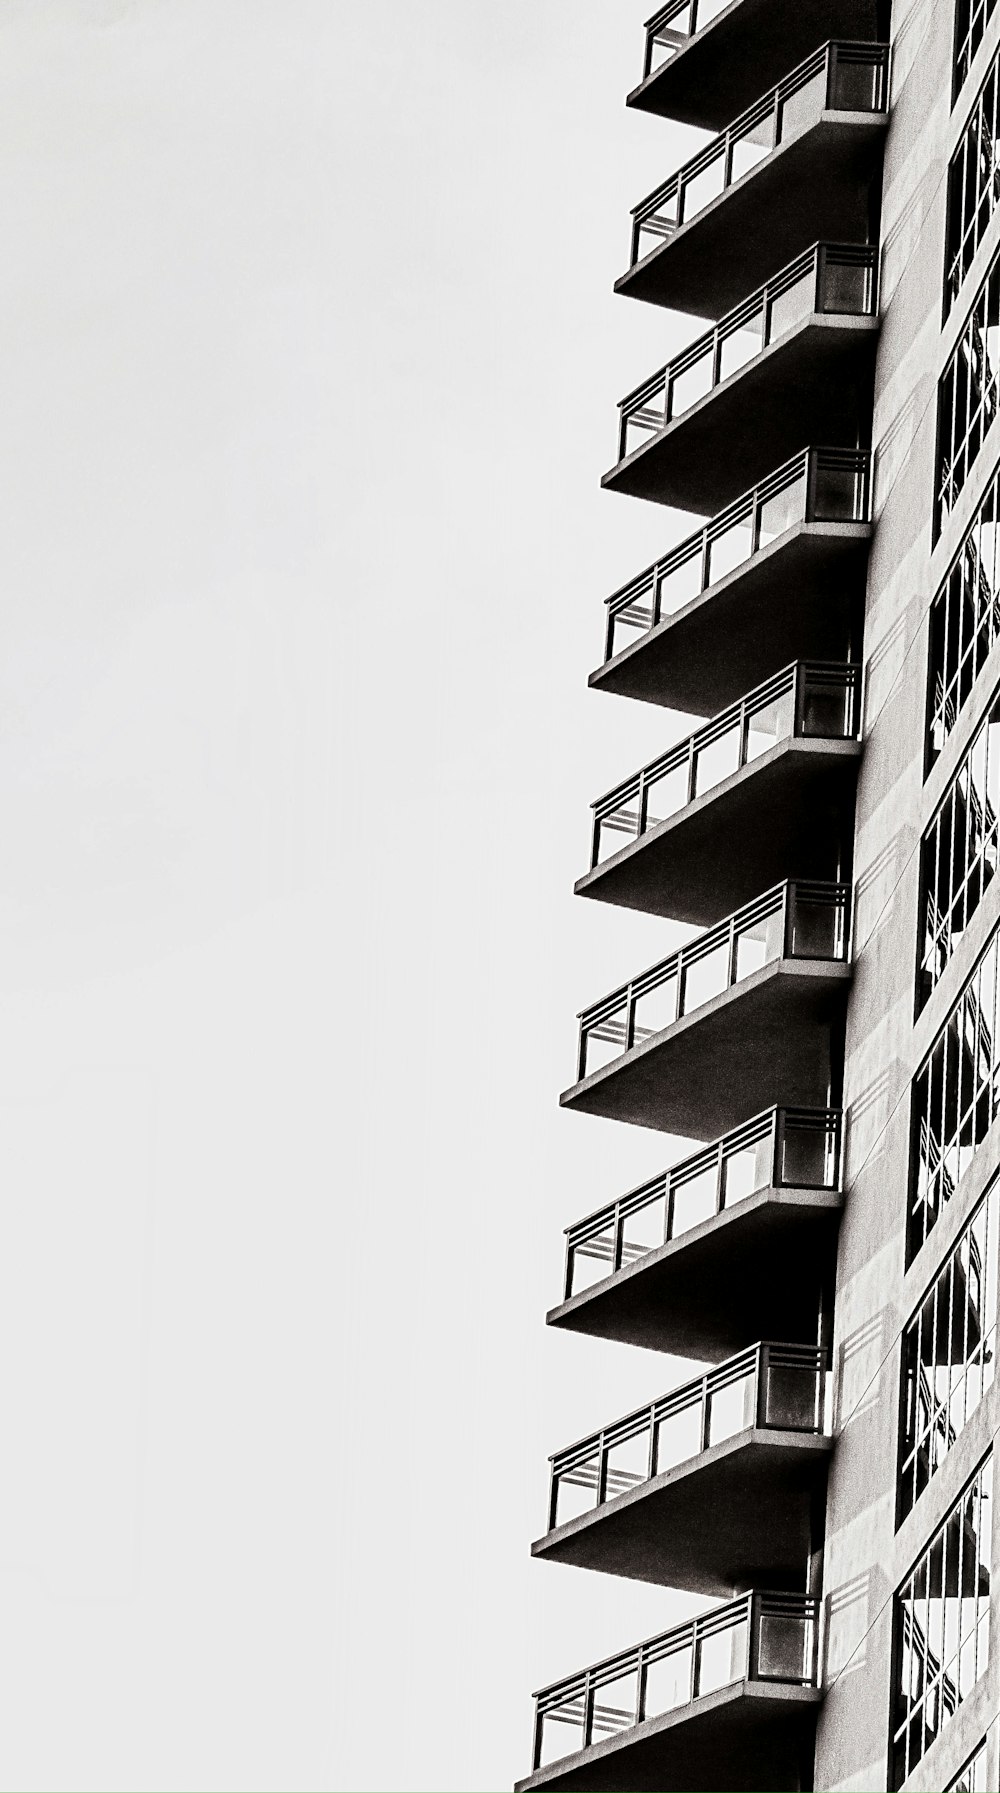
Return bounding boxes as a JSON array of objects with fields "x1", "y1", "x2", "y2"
[{"x1": 517, "y1": 1, "x2": 1000, "y2": 1788}]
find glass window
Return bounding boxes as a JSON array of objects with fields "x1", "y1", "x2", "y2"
[
  {"x1": 899, "y1": 1180, "x2": 999, "y2": 1521},
  {"x1": 955, "y1": 0, "x2": 999, "y2": 103},
  {"x1": 892, "y1": 1456, "x2": 992, "y2": 1790},
  {"x1": 911, "y1": 924, "x2": 1000, "y2": 1256},
  {"x1": 919, "y1": 697, "x2": 1000, "y2": 1003},
  {"x1": 936, "y1": 246, "x2": 1000, "y2": 541},
  {"x1": 927, "y1": 469, "x2": 1000, "y2": 762},
  {"x1": 946, "y1": 58, "x2": 1000, "y2": 312}
]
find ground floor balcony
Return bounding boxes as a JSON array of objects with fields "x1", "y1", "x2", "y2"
[
  {"x1": 592, "y1": 448, "x2": 871, "y2": 716},
  {"x1": 561, "y1": 881, "x2": 851, "y2": 1139},
  {"x1": 617, "y1": 42, "x2": 888, "y2": 317},
  {"x1": 549, "y1": 1107, "x2": 842, "y2": 1359},
  {"x1": 578, "y1": 661, "x2": 861, "y2": 926},
  {"x1": 604, "y1": 245, "x2": 878, "y2": 513},
  {"x1": 517, "y1": 1593, "x2": 821, "y2": 1792},
  {"x1": 628, "y1": 0, "x2": 881, "y2": 130},
  {"x1": 533, "y1": 1343, "x2": 829, "y2": 1596}
]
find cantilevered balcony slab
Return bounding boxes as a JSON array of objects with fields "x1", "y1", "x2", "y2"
[
  {"x1": 517, "y1": 1683, "x2": 822, "y2": 1793},
  {"x1": 579, "y1": 736, "x2": 861, "y2": 927},
  {"x1": 534, "y1": 1429, "x2": 830, "y2": 1596},
  {"x1": 629, "y1": 0, "x2": 880, "y2": 130},
  {"x1": 535, "y1": 1343, "x2": 829, "y2": 1595},
  {"x1": 618, "y1": 44, "x2": 889, "y2": 318},
  {"x1": 551, "y1": 1186, "x2": 842, "y2": 1359},
  {"x1": 594, "y1": 450, "x2": 871, "y2": 715},
  {"x1": 520, "y1": 1595, "x2": 821, "y2": 1793},
  {"x1": 603, "y1": 315, "x2": 878, "y2": 514},
  {"x1": 564, "y1": 885, "x2": 852, "y2": 1139}
]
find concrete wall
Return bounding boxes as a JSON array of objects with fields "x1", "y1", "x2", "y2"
[{"x1": 815, "y1": 2, "x2": 1000, "y2": 1786}]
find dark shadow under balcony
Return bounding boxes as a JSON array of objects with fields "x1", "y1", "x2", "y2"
[
  {"x1": 579, "y1": 663, "x2": 861, "y2": 926},
  {"x1": 517, "y1": 1593, "x2": 821, "y2": 1792},
  {"x1": 629, "y1": 0, "x2": 881, "y2": 130},
  {"x1": 604, "y1": 247, "x2": 878, "y2": 514},
  {"x1": 549, "y1": 1108, "x2": 843, "y2": 1359},
  {"x1": 561, "y1": 883, "x2": 851, "y2": 1139},
  {"x1": 618, "y1": 42, "x2": 889, "y2": 318},
  {"x1": 592, "y1": 449, "x2": 871, "y2": 715},
  {"x1": 533, "y1": 1344, "x2": 830, "y2": 1596}
]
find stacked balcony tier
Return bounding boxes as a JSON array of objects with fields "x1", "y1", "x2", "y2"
[
  {"x1": 534, "y1": 1343, "x2": 830, "y2": 1595},
  {"x1": 578, "y1": 662, "x2": 861, "y2": 926},
  {"x1": 593, "y1": 449, "x2": 871, "y2": 714},
  {"x1": 561, "y1": 881, "x2": 851, "y2": 1137},
  {"x1": 629, "y1": 0, "x2": 881, "y2": 130},
  {"x1": 550, "y1": 1107, "x2": 843, "y2": 1358},
  {"x1": 618, "y1": 42, "x2": 889, "y2": 317},
  {"x1": 517, "y1": 1594, "x2": 821, "y2": 1792},
  {"x1": 604, "y1": 246, "x2": 878, "y2": 512}
]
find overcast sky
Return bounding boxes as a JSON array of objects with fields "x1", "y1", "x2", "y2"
[{"x1": 0, "y1": 4, "x2": 719, "y2": 1787}]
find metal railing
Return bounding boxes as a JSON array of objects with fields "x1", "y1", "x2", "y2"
[
  {"x1": 628, "y1": 42, "x2": 890, "y2": 268},
  {"x1": 547, "y1": 1342, "x2": 827, "y2": 1533},
  {"x1": 603, "y1": 447, "x2": 870, "y2": 666},
  {"x1": 562, "y1": 1106, "x2": 842, "y2": 1303},
  {"x1": 590, "y1": 662, "x2": 861, "y2": 870},
  {"x1": 531, "y1": 1592, "x2": 820, "y2": 1772},
  {"x1": 576, "y1": 881, "x2": 851, "y2": 1084},
  {"x1": 618, "y1": 245, "x2": 878, "y2": 463},
  {"x1": 641, "y1": 0, "x2": 735, "y2": 81}
]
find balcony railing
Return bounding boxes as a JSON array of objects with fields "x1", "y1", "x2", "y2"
[
  {"x1": 603, "y1": 448, "x2": 870, "y2": 666},
  {"x1": 563, "y1": 1107, "x2": 842, "y2": 1303},
  {"x1": 576, "y1": 881, "x2": 851, "y2": 1084},
  {"x1": 547, "y1": 1342, "x2": 827, "y2": 1533},
  {"x1": 531, "y1": 1591, "x2": 820, "y2": 1773},
  {"x1": 590, "y1": 662, "x2": 861, "y2": 870},
  {"x1": 641, "y1": 0, "x2": 734, "y2": 82},
  {"x1": 628, "y1": 42, "x2": 890, "y2": 269},
  {"x1": 617, "y1": 245, "x2": 878, "y2": 464}
]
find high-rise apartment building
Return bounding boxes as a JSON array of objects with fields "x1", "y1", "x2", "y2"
[{"x1": 517, "y1": 1, "x2": 1000, "y2": 1787}]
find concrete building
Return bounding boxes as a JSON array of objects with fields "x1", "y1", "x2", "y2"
[{"x1": 517, "y1": 1, "x2": 1000, "y2": 1787}]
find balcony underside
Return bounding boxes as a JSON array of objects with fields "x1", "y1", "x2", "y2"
[
  {"x1": 617, "y1": 114, "x2": 887, "y2": 318},
  {"x1": 516, "y1": 1683, "x2": 821, "y2": 1792},
  {"x1": 549, "y1": 1187, "x2": 843, "y2": 1360},
  {"x1": 561, "y1": 960, "x2": 851, "y2": 1140},
  {"x1": 592, "y1": 521, "x2": 871, "y2": 715},
  {"x1": 603, "y1": 319, "x2": 878, "y2": 514},
  {"x1": 577, "y1": 738, "x2": 861, "y2": 927},
  {"x1": 627, "y1": 0, "x2": 881, "y2": 129},
  {"x1": 533, "y1": 1430, "x2": 831, "y2": 1597}
]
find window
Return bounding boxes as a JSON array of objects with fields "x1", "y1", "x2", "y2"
[
  {"x1": 911, "y1": 921, "x2": 1000, "y2": 1258},
  {"x1": 892, "y1": 1455, "x2": 992, "y2": 1789},
  {"x1": 948, "y1": 1740, "x2": 990, "y2": 1792},
  {"x1": 919, "y1": 693, "x2": 1000, "y2": 1004},
  {"x1": 936, "y1": 246, "x2": 1000, "y2": 541},
  {"x1": 946, "y1": 49, "x2": 1000, "y2": 313},
  {"x1": 899, "y1": 1180, "x2": 999, "y2": 1520},
  {"x1": 956, "y1": 0, "x2": 999, "y2": 103},
  {"x1": 928, "y1": 460, "x2": 1000, "y2": 763}
]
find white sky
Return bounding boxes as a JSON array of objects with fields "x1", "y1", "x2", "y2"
[{"x1": 0, "y1": 3, "x2": 722, "y2": 1787}]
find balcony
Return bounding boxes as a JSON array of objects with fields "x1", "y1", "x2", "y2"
[
  {"x1": 629, "y1": 0, "x2": 881, "y2": 130},
  {"x1": 534, "y1": 1344, "x2": 830, "y2": 1596},
  {"x1": 561, "y1": 882, "x2": 851, "y2": 1138},
  {"x1": 593, "y1": 449, "x2": 871, "y2": 716},
  {"x1": 579, "y1": 662, "x2": 861, "y2": 926},
  {"x1": 604, "y1": 246, "x2": 878, "y2": 513},
  {"x1": 618, "y1": 42, "x2": 889, "y2": 318},
  {"x1": 550, "y1": 1108, "x2": 843, "y2": 1360},
  {"x1": 517, "y1": 1593, "x2": 821, "y2": 1792}
]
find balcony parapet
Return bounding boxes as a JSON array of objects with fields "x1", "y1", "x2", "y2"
[
  {"x1": 629, "y1": 0, "x2": 881, "y2": 130},
  {"x1": 595, "y1": 448, "x2": 871, "y2": 715},
  {"x1": 581, "y1": 661, "x2": 861, "y2": 924},
  {"x1": 605, "y1": 245, "x2": 878, "y2": 512},
  {"x1": 618, "y1": 41, "x2": 890, "y2": 316},
  {"x1": 518, "y1": 1592, "x2": 821, "y2": 1792},
  {"x1": 535, "y1": 1342, "x2": 830, "y2": 1595},
  {"x1": 552, "y1": 1106, "x2": 842, "y2": 1358},
  {"x1": 562, "y1": 880, "x2": 851, "y2": 1137}
]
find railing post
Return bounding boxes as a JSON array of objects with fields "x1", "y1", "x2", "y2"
[
  {"x1": 700, "y1": 1369, "x2": 711, "y2": 1453},
  {"x1": 783, "y1": 883, "x2": 795, "y2": 959},
  {"x1": 715, "y1": 1135, "x2": 725, "y2": 1216},
  {"x1": 614, "y1": 1199, "x2": 625, "y2": 1274},
  {"x1": 794, "y1": 662, "x2": 806, "y2": 737},
  {"x1": 748, "y1": 1593, "x2": 761, "y2": 1682},
  {"x1": 825, "y1": 42, "x2": 836, "y2": 112},
  {"x1": 757, "y1": 1344, "x2": 769, "y2": 1429},
  {"x1": 805, "y1": 448, "x2": 818, "y2": 521},
  {"x1": 773, "y1": 1107, "x2": 785, "y2": 1187}
]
